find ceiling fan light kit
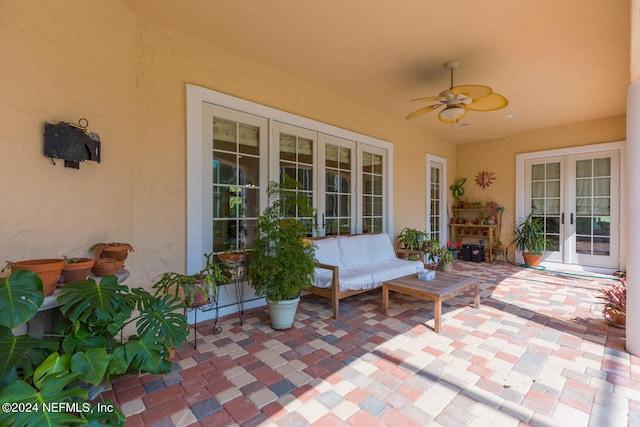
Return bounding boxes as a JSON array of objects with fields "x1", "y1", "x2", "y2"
[
  {"x1": 439, "y1": 105, "x2": 466, "y2": 122},
  {"x1": 406, "y1": 60, "x2": 508, "y2": 123}
]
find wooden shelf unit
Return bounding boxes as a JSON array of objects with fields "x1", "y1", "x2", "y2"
[{"x1": 450, "y1": 208, "x2": 501, "y2": 261}]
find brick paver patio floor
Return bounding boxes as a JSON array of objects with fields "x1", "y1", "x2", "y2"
[{"x1": 106, "y1": 261, "x2": 638, "y2": 426}]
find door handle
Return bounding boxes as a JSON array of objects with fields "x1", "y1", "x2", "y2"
[
  {"x1": 570, "y1": 213, "x2": 574, "y2": 225},
  {"x1": 561, "y1": 213, "x2": 564, "y2": 225}
]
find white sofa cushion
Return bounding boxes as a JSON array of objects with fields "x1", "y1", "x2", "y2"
[
  {"x1": 314, "y1": 258, "x2": 422, "y2": 291},
  {"x1": 313, "y1": 233, "x2": 423, "y2": 291},
  {"x1": 314, "y1": 237, "x2": 346, "y2": 269},
  {"x1": 371, "y1": 259, "x2": 423, "y2": 284}
]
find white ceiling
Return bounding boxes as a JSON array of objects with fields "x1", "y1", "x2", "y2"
[{"x1": 123, "y1": 0, "x2": 630, "y2": 144}]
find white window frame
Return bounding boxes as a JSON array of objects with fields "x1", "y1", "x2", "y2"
[{"x1": 187, "y1": 84, "x2": 394, "y2": 272}]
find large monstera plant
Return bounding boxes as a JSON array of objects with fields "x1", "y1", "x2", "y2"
[{"x1": 0, "y1": 270, "x2": 188, "y2": 426}]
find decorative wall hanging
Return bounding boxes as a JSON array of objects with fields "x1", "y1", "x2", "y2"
[
  {"x1": 475, "y1": 171, "x2": 495, "y2": 188},
  {"x1": 44, "y1": 118, "x2": 101, "y2": 169}
]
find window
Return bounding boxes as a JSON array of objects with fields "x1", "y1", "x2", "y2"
[{"x1": 187, "y1": 85, "x2": 393, "y2": 274}]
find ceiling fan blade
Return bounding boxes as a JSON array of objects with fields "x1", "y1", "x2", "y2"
[
  {"x1": 405, "y1": 104, "x2": 441, "y2": 119},
  {"x1": 410, "y1": 95, "x2": 444, "y2": 102},
  {"x1": 437, "y1": 105, "x2": 468, "y2": 123},
  {"x1": 465, "y1": 92, "x2": 509, "y2": 111},
  {"x1": 451, "y1": 84, "x2": 493, "y2": 99}
]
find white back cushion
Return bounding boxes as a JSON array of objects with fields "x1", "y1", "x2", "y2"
[
  {"x1": 340, "y1": 234, "x2": 396, "y2": 268},
  {"x1": 338, "y1": 235, "x2": 370, "y2": 268},
  {"x1": 313, "y1": 237, "x2": 344, "y2": 268},
  {"x1": 364, "y1": 233, "x2": 398, "y2": 263}
]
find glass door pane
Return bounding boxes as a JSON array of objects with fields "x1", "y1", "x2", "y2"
[
  {"x1": 529, "y1": 161, "x2": 562, "y2": 252},
  {"x1": 212, "y1": 117, "x2": 261, "y2": 251},
  {"x1": 359, "y1": 145, "x2": 386, "y2": 234},
  {"x1": 524, "y1": 157, "x2": 564, "y2": 263},
  {"x1": 323, "y1": 139, "x2": 354, "y2": 235},
  {"x1": 274, "y1": 123, "x2": 317, "y2": 235},
  {"x1": 569, "y1": 152, "x2": 618, "y2": 267},
  {"x1": 426, "y1": 156, "x2": 446, "y2": 245}
]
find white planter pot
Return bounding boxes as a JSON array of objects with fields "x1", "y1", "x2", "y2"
[{"x1": 266, "y1": 296, "x2": 300, "y2": 330}]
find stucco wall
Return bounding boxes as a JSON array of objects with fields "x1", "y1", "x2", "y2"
[
  {"x1": 0, "y1": 1, "x2": 452, "y2": 286},
  {"x1": 456, "y1": 116, "x2": 626, "y2": 247},
  {"x1": 0, "y1": 1, "x2": 138, "y2": 265}
]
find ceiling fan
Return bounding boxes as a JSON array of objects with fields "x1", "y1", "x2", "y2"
[{"x1": 405, "y1": 60, "x2": 508, "y2": 123}]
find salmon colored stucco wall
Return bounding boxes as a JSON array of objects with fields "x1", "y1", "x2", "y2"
[
  {"x1": 456, "y1": 116, "x2": 626, "y2": 249},
  {"x1": 0, "y1": 1, "x2": 452, "y2": 286}
]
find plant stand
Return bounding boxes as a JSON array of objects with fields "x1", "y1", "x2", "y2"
[
  {"x1": 185, "y1": 296, "x2": 220, "y2": 349},
  {"x1": 219, "y1": 254, "x2": 247, "y2": 326}
]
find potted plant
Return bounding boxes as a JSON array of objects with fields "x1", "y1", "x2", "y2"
[
  {"x1": 396, "y1": 227, "x2": 425, "y2": 251},
  {"x1": 595, "y1": 278, "x2": 626, "y2": 328},
  {"x1": 446, "y1": 240, "x2": 462, "y2": 260},
  {"x1": 60, "y1": 256, "x2": 95, "y2": 283},
  {"x1": 217, "y1": 246, "x2": 248, "y2": 264},
  {"x1": 512, "y1": 213, "x2": 549, "y2": 267},
  {"x1": 90, "y1": 242, "x2": 134, "y2": 261},
  {"x1": 92, "y1": 257, "x2": 125, "y2": 277},
  {"x1": 246, "y1": 177, "x2": 317, "y2": 330},
  {"x1": 7, "y1": 258, "x2": 66, "y2": 296},
  {"x1": 449, "y1": 178, "x2": 466, "y2": 208},
  {"x1": 152, "y1": 252, "x2": 230, "y2": 307},
  {"x1": 0, "y1": 269, "x2": 188, "y2": 426},
  {"x1": 436, "y1": 245, "x2": 455, "y2": 271}
]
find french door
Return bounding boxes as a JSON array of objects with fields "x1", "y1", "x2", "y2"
[
  {"x1": 319, "y1": 134, "x2": 356, "y2": 235},
  {"x1": 272, "y1": 122, "x2": 384, "y2": 236},
  {"x1": 426, "y1": 155, "x2": 447, "y2": 244},
  {"x1": 524, "y1": 149, "x2": 619, "y2": 268}
]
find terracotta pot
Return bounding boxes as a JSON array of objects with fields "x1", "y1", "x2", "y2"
[
  {"x1": 99, "y1": 244, "x2": 132, "y2": 261},
  {"x1": 60, "y1": 258, "x2": 95, "y2": 284},
  {"x1": 522, "y1": 253, "x2": 542, "y2": 267},
  {"x1": 11, "y1": 258, "x2": 65, "y2": 296},
  {"x1": 218, "y1": 252, "x2": 246, "y2": 264},
  {"x1": 605, "y1": 308, "x2": 626, "y2": 328},
  {"x1": 91, "y1": 258, "x2": 124, "y2": 276},
  {"x1": 184, "y1": 281, "x2": 210, "y2": 307}
]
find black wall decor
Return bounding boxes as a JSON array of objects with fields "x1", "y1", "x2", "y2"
[{"x1": 44, "y1": 119, "x2": 101, "y2": 169}]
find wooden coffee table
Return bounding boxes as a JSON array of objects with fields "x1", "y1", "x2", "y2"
[{"x1": 382, "y1": 271, "x2": 479, "y2": 332}]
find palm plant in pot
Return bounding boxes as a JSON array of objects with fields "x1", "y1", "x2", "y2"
[
  {"x1": 246, "y1": 177, "x2": 317, "y2": 330},
  {"x1": 512, "y1": 213, "x2": 549, "y2": 267}
]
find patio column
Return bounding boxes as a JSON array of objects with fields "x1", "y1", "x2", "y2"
[
  {"x1": 627, "y1": 0, "x2": 640, "y2": 357},
  {"x1": 627, "y1": 80, "x2": 640, "y2": 356}
]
